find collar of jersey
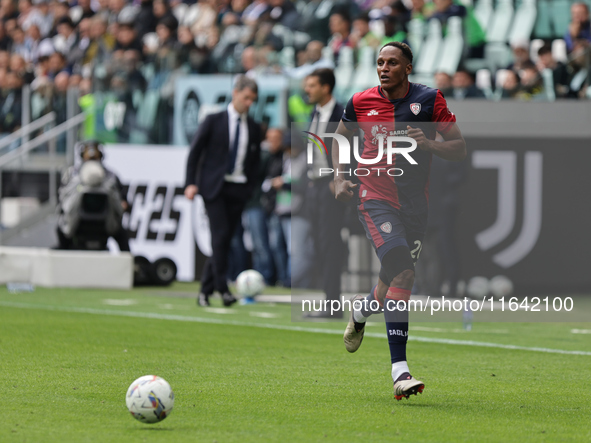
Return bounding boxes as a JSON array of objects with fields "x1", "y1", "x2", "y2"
[{"x1": 378, "y1": 82, "x2": 412, "y2": 104}]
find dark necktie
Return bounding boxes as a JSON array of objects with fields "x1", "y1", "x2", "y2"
[
  {"x1": 227, "y1": 116, "x2": 241, "y2": 174},
  {"x1": 309, "y1": 108, "x2": 318, "y2": 133}
]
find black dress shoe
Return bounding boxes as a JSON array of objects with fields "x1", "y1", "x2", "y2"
[
  {"x1": 221, "y1": 292, "x2": 237, "y2": 307},
  {"x1": 197, "y1": 293, "x2": 210, "y2": 307}
]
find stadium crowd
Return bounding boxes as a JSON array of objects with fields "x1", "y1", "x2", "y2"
[{"x1": 0, "y1": 0, "x2": 589, "y2": 144}]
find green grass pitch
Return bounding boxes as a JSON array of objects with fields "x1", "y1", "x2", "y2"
[{"x1": 1, "y1": 283, "x2": 590, "y2": 442}]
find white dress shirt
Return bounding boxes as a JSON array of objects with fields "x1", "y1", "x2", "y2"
[{"x1": 225, "y1": 103, "x2": 249, "y2": 183}]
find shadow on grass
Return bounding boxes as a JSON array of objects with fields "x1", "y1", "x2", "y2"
[{"x1": 136, "y1": 427, "x2": 174, "y2": 431}]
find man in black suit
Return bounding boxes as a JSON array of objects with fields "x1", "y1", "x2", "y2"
[
  {"x1": 303, "y1": 68, "x2": 347, "y2": 318},
  {"x1": 184, "y1": 76, "x2": 261, "y2": 307}
]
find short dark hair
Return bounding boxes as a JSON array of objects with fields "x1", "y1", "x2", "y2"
[
  {"x1": 379, "y1": 41, "x2": 413, "y2": 64},
  {"x1": 308, "y1": 68, "x2": 336, "y2": 94},
  {"x1": 538, "y1": 44, "x2": 552, "y2": 57},
  {"x1": 233, "y1": 75, "x2": 258, "y2": 94}
]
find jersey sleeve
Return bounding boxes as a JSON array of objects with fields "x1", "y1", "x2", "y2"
[
  {"x1": 341, "y1": 96, "x2": 357, "y2": 130},
  {"x1": 432, "y1": 90, "x2": 456, "y2": 134}
]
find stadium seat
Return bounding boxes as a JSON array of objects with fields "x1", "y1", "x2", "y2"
[
  {"x1": 530, "y1": 38, "x2": 545, "y2": 63},
  {"x1": 540, "y1": 68, "x2": 556, "y2": 100},
  {"x1": 352, "y1": 46, "x2": 378, "y2": 91},
  {"x1": 494, "y1": 68, "x2": 510, "y2": 96},
  {"x1": 279, "y1": 46, "x2": 296, "y2": 69},
  {"x1": 552, "y1": 39, "x2": 567, "y2": 63},
  {"x1": 487, "y1": 0, "x2": 514, "y2": 43},
  {"x1": 413, "y1": 19, "x2": 442, "y2": 77},
  {"x1": 484, "y1": 42, "x2": 513, "y2": 72},
  {"x1": 533, "y1": 0, "x2": 553, "y2": 39},
  {"x1": 407, "y1": 19, "x2": 426, "y2": 60},
  {"x1": 473, "y1": 0, "x2": 493, "y2": 34},
  {"x1": 476, "y1": 68, "x2": 494, "y2": 98},
  {"x1": 551, "y1": 0, "x2": 571, "y2": 37},
  {"x1": 436, "y1": 17, "x2": 464, "y2": 75},
  {"x1": 321, "y1": 45, "x2": 334, "y2": 65},
  {"x1": 334, "y1": 46, "x2": 354, "y2": 96},
  {"x1": 508, "y1": 0, "x2": 537, "y2": 44}
]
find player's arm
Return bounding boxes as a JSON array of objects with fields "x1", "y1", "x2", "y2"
[
  {"x1": 184, "y1": 113, "x2": 214, "y2": 199},
  {"x1": 332, "y1": 120, "x2": 358, "y2": 202},
  {"x1": 407, "y1": 123, "x2": 466, "y2": 162}
]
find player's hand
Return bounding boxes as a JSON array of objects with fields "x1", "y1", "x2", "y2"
[
  {"x1": 334, "y1": 179, "x2": 357, "y2": 202},
  {"x1": 184, "y1": 184, "x2": 199, "y2": 200},
  {"x1": 271, "y1": 176, "x2": 284, "y2": 190},
  {"x1": 407, "y1": 125, "x2": 431, "y2": 151}
]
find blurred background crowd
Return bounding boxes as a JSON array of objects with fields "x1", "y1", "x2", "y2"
[{"x1": 0, "y1": 0, "x2": 589, "y2": 146}]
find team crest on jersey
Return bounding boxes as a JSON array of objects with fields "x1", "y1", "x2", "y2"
[
  {"x1": 380, "y1": 222, "x2": 392, "y2": 234},
  {"x1": 410, "y1": 103, "x2": 421, "y2": 115}
]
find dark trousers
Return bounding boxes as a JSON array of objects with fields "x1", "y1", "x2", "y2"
[
  {"x1": 308, "y1": 178, "x2": 346, "y2": 302},
  {"x1": 200, "y1": 182, "x2": 249, "y2": 295}
]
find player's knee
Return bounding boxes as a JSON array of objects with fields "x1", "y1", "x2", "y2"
[
  {"x1": 390, "y1": 269, "x2": 415, "y2": 290},
  {"x1": 379, "y1": 245, "x2": 414, "y2": 288}
]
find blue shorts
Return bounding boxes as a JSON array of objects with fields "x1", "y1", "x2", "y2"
[{"x1": 357, "y1": 200, "x2": 427, "y2": 264}]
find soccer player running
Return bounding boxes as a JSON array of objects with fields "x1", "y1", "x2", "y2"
[{"x1": 334, "y1": 42, "x2": 466, "y2": 400}]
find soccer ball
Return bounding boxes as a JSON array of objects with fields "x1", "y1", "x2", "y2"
[
  {"x1": 126, "y1": 375, "x2": 174, "y2": 424},
  {"x1": 236, "y1": 269, "x2": 265, "y2": 298},
  {"x1": 489, "y1": 275, "x2": 514, "y2": 298},
  {"x1": 467, "y1": 276, "x2": 489, "y2": 298}
]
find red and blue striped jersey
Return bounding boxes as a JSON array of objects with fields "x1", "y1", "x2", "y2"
[{"x1": 342, "y1": 82, "x2": 456, "y2": 214}]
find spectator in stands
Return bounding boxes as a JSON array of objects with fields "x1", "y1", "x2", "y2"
[
  {"x1": 351, "y1": 12, "x2": 380, "y2": 49},
  {"x1": 176, "y1": 24, "x2": 213, "y2": 73},
  {"x1": 120, "y1": 49, "x2": 147, "y2": 92},
  {"x1": 9, "y1": 25, "x2": 31, "y2": 61},
  {"x1": 47, "y1": 50, "x2": 68, "y2": 78},
  {"x1": 0, "y1": 70, "x2": 24, "y2": 136},
  {"x1": 501, "y1": 69, "x2": 521, "y2": 99},
  {"x1": 53, "y1": 17, "x2": 78, "y2": 55},
  {"x1": 411, "y1": 0, "x2": 435, "y2": 21},
  {"x1": 262, "y1": 127, "x2": 291, "y2": 287},
  {"x1": 507, "y1": 39, "x2": 533, "y2": 72},
  {"x1": 328, "y1": 11, "x2": 353, "y2": 61},
  {"x1": 0, "y1": 21, "x2": 10, "y2": 51},
  {"x1": 537, "y1": 44, "x2": 569, "y2": 97},
  {"x1": 0, "y1": 0, "x2": 19, "y2": 23},
  {"x1": 243, "y1": 128, "x2": 275, "y2": 286},
  {"x1": 9, "y1": 52, "x2": 33, "y2": 83},
  {"x1": 452, "y1": 69, "x2": 485, "y2": 99},
  {"x1": 516, "y1": 62, "x2": 545, "y2": 100},
  {"x1": 69, "y1": 0, "x2": 95, "y2": 25},
  {"x1": 155, "y1": 16, "x2": 178, "y2": 50},
  {"x1": 288, "y1": 40, "x2": 334, "y2": 79},
  {"x1": 556, "y1": 39, "x2": 590, "y2": 98},
  {"x1": 381, "y1": 9, "x2": 409, "y2": 46},
  {"x1": 434, "y1": 71, "x2": 453, "y2": 97},
  {"x1": 565, "y1": 3, "x2": 591, "y2": 53},
  {"x1": 50, "y1": 0, "x2": 71, "y2": 32},
  {"x1": 153, "y1": 0, "x2": 177, "y2": 33},
  {"x1": 24, "y1": 0, "x2": 52, "y2": 38},
  {"x1": 113, "y1": 21, "x2": 142, "y2": 56},
  {"x1": 82, "y1": 15, "x2": 115, "y2": 66},
  {"x1": 135, "y1": 0, "x2": 157, "y2": 39}
]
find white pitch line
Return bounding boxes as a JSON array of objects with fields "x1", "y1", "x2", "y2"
[
  {"x1": 1, "y1": 301, "x2": 591, "y2": 356},
  {"x1": 571, "y1": 329, "x2": 591, "y2": 334}
]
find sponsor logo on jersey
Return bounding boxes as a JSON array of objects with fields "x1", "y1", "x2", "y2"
[
  {"x1": 381, "y1": 222, "x2": 392, "y2": 233},
  {"x1": 362, "y1": 190, "x2": 367, "y2": 197},
  {"x1": 410, "y1": 103, "x2": 421, "y2": 115},
  {"x1": 367, "y1": 109, "x2": 379, "y2": 116}
]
